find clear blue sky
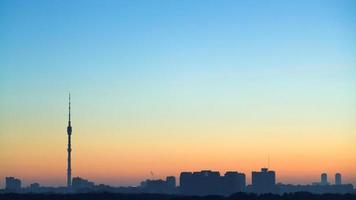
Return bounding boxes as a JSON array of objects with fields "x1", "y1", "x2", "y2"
[
  {"x1": 0, "y1": 0, "x2": 356, "y2": 187},
  {"x1": 1, "y1": 0, "x2": 355, "y2": 94}
]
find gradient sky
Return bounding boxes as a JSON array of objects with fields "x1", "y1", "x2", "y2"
[{"x1": 0, "y1": 0, "x2": 356, "y2": 188}]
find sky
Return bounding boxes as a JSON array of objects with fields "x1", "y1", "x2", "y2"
[{"x1": 0, "y1": 0, "x2": 356, "y2": 188}]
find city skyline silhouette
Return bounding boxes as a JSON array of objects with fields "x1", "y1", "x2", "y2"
[
  {"x1": 1, "y1": 95, "x2": 355, "y2": 194},
  {"x1": 1, "y1": 0, "x2": 355, "y2": 195}
]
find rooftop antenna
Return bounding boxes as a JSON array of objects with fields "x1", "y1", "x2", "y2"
[
  {"x1": 268, "y1": 155, "x2": 270, "y2": 169},
  {"x1": 150, "y1": 171, "x2": 154, "y2": 179}
]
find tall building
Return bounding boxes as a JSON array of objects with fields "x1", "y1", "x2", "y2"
[
  {"x1": 72, "y1": 177, "x2": 95, "y2": 190},
  {"x1": 5, "y1": 177, "x2": 21, "y2": 192},
  {"x1": 224, "y1": 171, "x2": 246, "y2": 193},
  {"x1": 179, "y1": 170, "x2": 246, "y2": 195},
  {"x1": 29, "y1": 183, "x2": 40, "y2": 189},
  {"x1": 67, "y1": 94, "x2": 72, "y2": 188},
  {"x1": 335, "y1": 173, "x2": 342, "y2": 185},
  {"x1": 321, "y1": 173, "x2": 328, "y2": 185},
  {"x1": 180, "y1": 170, "x2": 220, "y2": 195},
  {"x1": 166, "y1": 176, "x2": 176, "y2": 189},
  {"x1": 251, "y1": 168, "x2": 276, "y2": 194},
  {"x1": 140, "y1": 176, "x2": 176, "y2": 194}
]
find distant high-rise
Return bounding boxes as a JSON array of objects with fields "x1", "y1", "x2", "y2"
[
  {"x1": 5, "y1": 177, "x2": 21, "y2": 192},
  {"x1": 72, "y1": 177, "x2": 95, "y2": 190},
  {"x1": 251, "y1": 168, "x2": 276, "y2": 194},
  {"x1": 179, "y1": 170, "x2": 246, "y2": 195},
  {"x1": 67, "y1": 94, "x2": 72, "y2": 188},
  {"x1": 180, "y1": 170, "x2": 221, "y2": 195},
  {"x1": 140, "y1": 176, "x2": 176, "y2": 194},
  {"x1": 335, "y1": 173, "x2": 342, "y2": 185},
  {"x1": 321, "y1": 173, "x2": 328, "y2": 185},
  {"x1": 224, "y1": 171, "x2": 246, "y2": 193},
  {"x1": 166, "y1": 176, "x2": 176, "y2": 189}
]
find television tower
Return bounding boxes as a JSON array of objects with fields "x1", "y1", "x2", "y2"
[{"x1": 67, "y1": 93, "x2": 72, "y2": 188}]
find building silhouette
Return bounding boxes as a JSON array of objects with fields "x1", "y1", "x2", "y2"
[
  {"x1": 335, "y1": 173, "x2": 342, "y2": 185},
  {"x1": 5, "y1": 177, "x2": 21, "y2": 192},
  {"x1": 72, "y1": 177, "x2": 95, "y2": 191},
  {"x1": 224, "y1": 171, "x2": 246, "y2": 194},
  {"x1": 277, "y1": 183, "x2": 353, "y2": 194},
  {"x1": 2, "y1": 170, "x2": 354, "y2": 195},
  {"x1": 67, "y1": 94, "x2": 72, "y2": 188},
  {"x1": 166, "y1": 176, "x2": 176, "y2": 189},
  {"x1": 179, "y1": 170, "x2": 245, "y2": 195},
  {"x1": 251, "y1": 168, "x2": 276, "y2": 194},
  {"x1": 28, "y1": 183, "x2": 40, "y2": 193},
  {"x1": 140, "y1": 176, "x2": 176, "y2": 194},
  {"x1": 321, "y1": 173, "x2": 328, "y2": 185}
]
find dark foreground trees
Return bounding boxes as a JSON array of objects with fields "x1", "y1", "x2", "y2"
[{"x1": 0, "y1": 192, "x2": 355, "y2": 200}]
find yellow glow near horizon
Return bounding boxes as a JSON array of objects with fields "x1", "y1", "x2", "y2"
[{"x1": 1, "y1": 117, "x2": 355, "y2": 187}]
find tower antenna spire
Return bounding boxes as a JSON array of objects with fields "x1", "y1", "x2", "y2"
[
  {"x1": 67, "y1": 93, "x2": 72, "y2": 188},
  {"x1": 69, "y1": 93, "x2": 71, "y2": 122}
]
